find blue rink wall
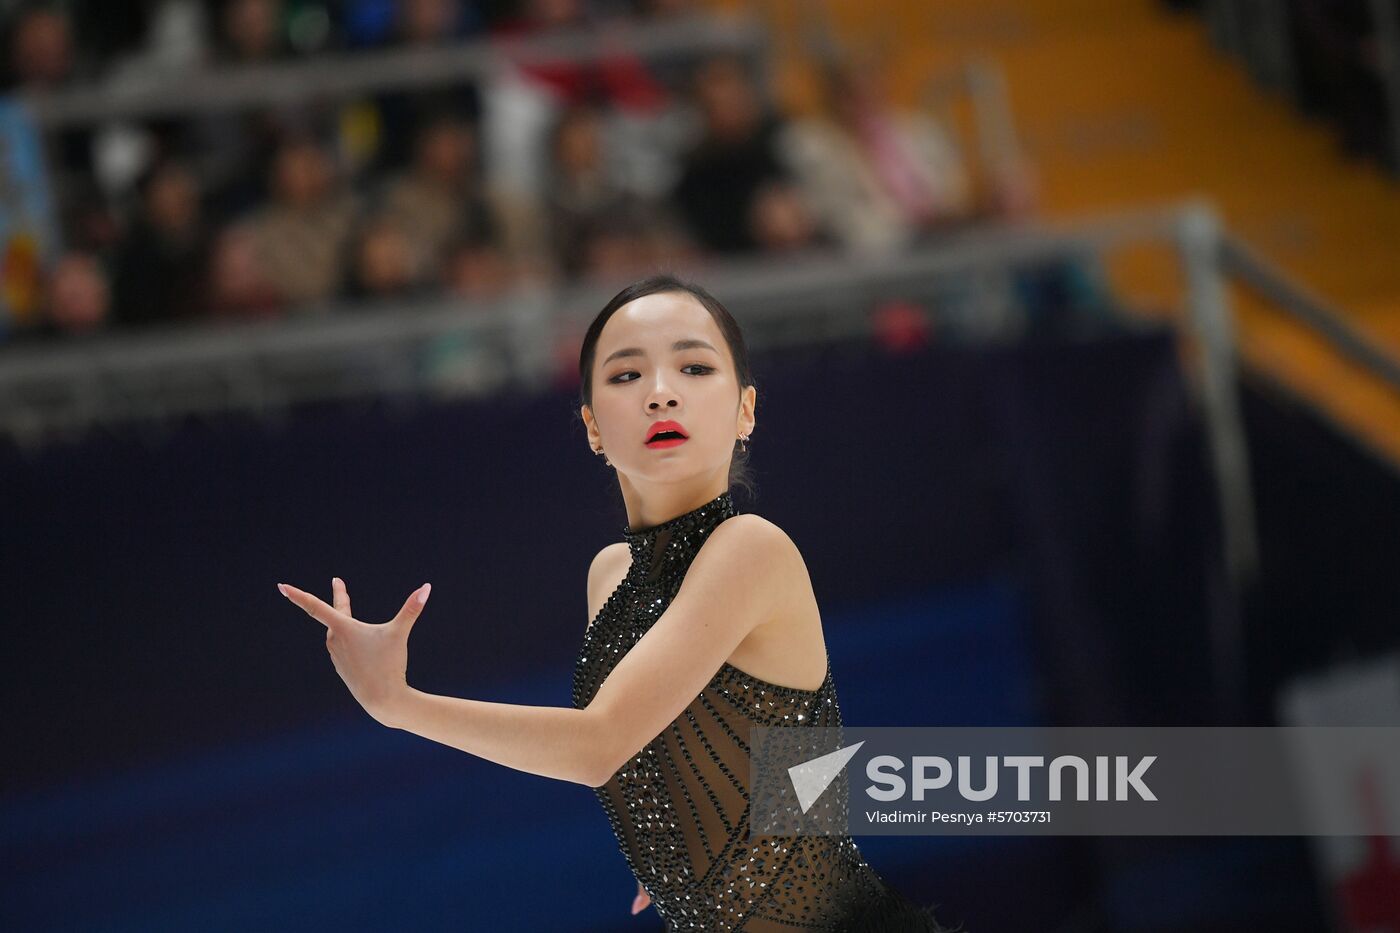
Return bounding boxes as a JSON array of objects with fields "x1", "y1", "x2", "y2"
[
  {"x1": 2, "y1": 578, "x2": 1036, "y2": 932},
  {"x1": 5, "y1": 326, "x2": 1289, "y2": 931}
]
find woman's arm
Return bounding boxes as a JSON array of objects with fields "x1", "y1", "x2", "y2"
[
  {"x1": 381, "y1": 515, "x2": 792, "y2": 787},
  {"x1": 283, "y1": 581, "x2": 609, "y2": 786},
  {"x1": 283, "y1": 516, "x2": 791, "y2": 788},
  {"x1": 383, "y1": 691, "x2": 604, "y2": 785}
]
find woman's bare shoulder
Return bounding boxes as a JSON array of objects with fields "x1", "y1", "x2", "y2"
[
  {"x1": 708, "y1": 514, "x2": 814, "y2": 614},
  {"x1": 724, "y1": 514, "x2": 806, "y2": 571},
  {"x1": 585, "y1": 542, "x2": 632, "y2": 633},
  {"x1": 722, "y1": 514, "x2": 827, "y2": 690}
]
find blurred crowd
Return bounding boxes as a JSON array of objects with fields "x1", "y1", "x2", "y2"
[
  {"x1": 1287, "y1": 0, "x2": 1398, "y2": 168},
  {"x1": 1, "y1": 0, "x2": 1039, "y2": 343},
  {"x1": 1168, "y1": 0, "x2": 1400, "y2": 170}
]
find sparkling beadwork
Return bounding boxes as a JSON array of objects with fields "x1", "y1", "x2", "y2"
[{"x1": 570, "y1": 490, "x2": 891, "y2": 932}]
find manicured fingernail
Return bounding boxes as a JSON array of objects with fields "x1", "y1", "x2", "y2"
[
  {"x1": 417, "y1": 583, "x2": 431, "y2": 605},
  {"x1": 278, "y1": 583, "x2": 288, "y2": 597}
]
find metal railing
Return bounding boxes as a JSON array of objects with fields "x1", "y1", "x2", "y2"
[
  {"x1": 1221, "y1": 234, "x2": 1400, "y2": 395},
  {"x1": 15, "y1": 12, "x2": 769, "y2": 128}
]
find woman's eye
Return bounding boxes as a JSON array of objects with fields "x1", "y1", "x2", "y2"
[{"x1": 608, "y1": 365, "x2": 713, "y2": 384}]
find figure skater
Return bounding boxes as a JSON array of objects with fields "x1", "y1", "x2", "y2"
[{"x1": 279, "y1": 274, "x2": 960, "y2": 931}]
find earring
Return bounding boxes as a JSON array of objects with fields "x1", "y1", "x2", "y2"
[
  {"x1": 594, "y1": 446, "x2": 612, "y2": 467},
  {"x1": 738, "y1": 432, "x2": 749, "y2": 453}
]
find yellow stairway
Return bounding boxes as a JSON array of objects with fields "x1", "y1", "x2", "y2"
[{"x1": 722, "y1": 0, "x2": 1400, "y2": 464}]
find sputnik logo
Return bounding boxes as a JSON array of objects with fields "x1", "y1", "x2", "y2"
[{"x1": 789, "y1": 741, "x2": 866, "y2": 813}]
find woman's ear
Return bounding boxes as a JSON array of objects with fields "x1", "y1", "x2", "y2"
[
  {"x1": 581, "y1": 404, "x2": 600, "y2": 447},
  {"x1": 739, "y1": 385, "x2": 757, "y2": 436}
]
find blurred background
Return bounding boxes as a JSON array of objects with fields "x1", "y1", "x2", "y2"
[{"x1": 2, "y1": 0, "x2": 1399, "y2": 930}]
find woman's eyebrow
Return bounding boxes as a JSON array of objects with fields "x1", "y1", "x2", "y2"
[{"x1": 602, "y1": 338, "x2": 718, "y2": 366}]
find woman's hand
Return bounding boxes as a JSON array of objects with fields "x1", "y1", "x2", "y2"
[
  {"x1": 631, "y1": 879, "x2": 651, "y2": 916},
  {"x1": 279, "y1": 577, "x2": 430, "y2": 728}
]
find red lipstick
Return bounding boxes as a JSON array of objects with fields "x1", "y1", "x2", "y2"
[{"x1": 646, "y1": 420, "x2": 689, "y2": 448}]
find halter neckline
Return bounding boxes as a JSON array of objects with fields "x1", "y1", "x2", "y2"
[{"x1": 621, "y1": 489, "x2": 736, "y2": 581}]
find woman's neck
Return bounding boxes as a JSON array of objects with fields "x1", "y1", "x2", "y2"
[{"x1": 618, "y1": 475, "x2": 731, "y2": 533}]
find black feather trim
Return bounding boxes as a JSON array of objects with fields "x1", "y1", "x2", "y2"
[{"x1": 836, "y1": 883, "x2": 966, "y2": 933}]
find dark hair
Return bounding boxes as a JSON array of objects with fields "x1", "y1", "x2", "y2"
[{"x1": 578, "y1": 274, "x2": 757, "y2": 500}]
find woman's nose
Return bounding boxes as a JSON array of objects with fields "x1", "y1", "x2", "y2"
[{"x1": 645, "y1": 379, "x2": 679, "y2": 409}]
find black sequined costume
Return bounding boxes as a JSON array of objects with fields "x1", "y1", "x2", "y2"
[{"x1": 571, "y1": 490, "x2": 957, "y2": 932}]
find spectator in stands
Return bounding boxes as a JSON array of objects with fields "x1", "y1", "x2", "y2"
[
  {"x1": 206, "y1": 225, "x2": 282, "y2": 318},
  {"x1": 544, "y1": 104, "x2": 610, "y2": 277},
  {"x1": 187, "y1": 105, "x2": 291, "y2": 226},
  {"x1": 398, "y1": 0, "x2": 476, "y2": 45},
  {"x1": 576, "y1": 211, "x2": 656, "y2": 283},
  {"x1": 343, "y1": 217, "x2": 426, "y2": 300},
  {"x1": 244, "y1": 134, "x2": 359, "y2": 308},
  {"x1": 672, "y1": 55, "x2": 792, "y2": 254},
  {"x1": 210, "y1": 0, "x2": 287, "y2": 63},
  {"x1": 191, "y1": 2, "x2": 312, "y2": 219},
  {"x1": 777, "y1": 56, "x2": 975, "y2": 255},
  {"x1": 362, "y1": 0, "x2": 482, "y2": 173},
  {"x1": 4, "y1": 5, "x2": 125, "y2": 270},
  {"x1": 377, "y1": 112, "x2": 496, "y2": 277},
  {"x1": 110, "y1": 160, "x2": 212, "y2": 326},
  {"x1": 443, "y1": 231, "x2": 516, "y2": 300},
  {"x1": 41, "y1": 253, "x2": 110, "y2": 337},
  {"x1": 480, "y1": 0, "x2": 668, "y2": 229},
  {"x1": 747, "y1": 180, "x2": 822, "y2": 254},
  {"x1": 3, "y1": 4, "x2": 75, "y2": 89},
  {"x1": 1290, "y1": 0, "x2": 1391, "y2": 165},
  {"x1": 496, "y1": 0, "x2": 668, "y2": 110},
  {"x1": 543, "y1": 103, "x2": 680, "y2": 278}
]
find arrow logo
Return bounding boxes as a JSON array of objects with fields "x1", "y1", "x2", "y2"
[{"x1": 788, "y1": 741, "x2": 866, "y2": 813}]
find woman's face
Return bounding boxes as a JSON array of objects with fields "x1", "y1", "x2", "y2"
[{"x1": 584, "y1": 291, "x2": 755, "y2": 486}]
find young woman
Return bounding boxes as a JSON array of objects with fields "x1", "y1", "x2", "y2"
[{"x1": 279, "y1": 275, "x2": 958, "y2": 931}]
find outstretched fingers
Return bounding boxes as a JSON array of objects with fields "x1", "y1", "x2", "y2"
[
  {"x1": 332, "y1": 577, "x2": 352, "y2": 617},
  {"x1": 279, "y1": 582, "x2": 351, "y2": 631},
  {"x1": 391, "y1": 583, "x2": 431, "y2": 632}
]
